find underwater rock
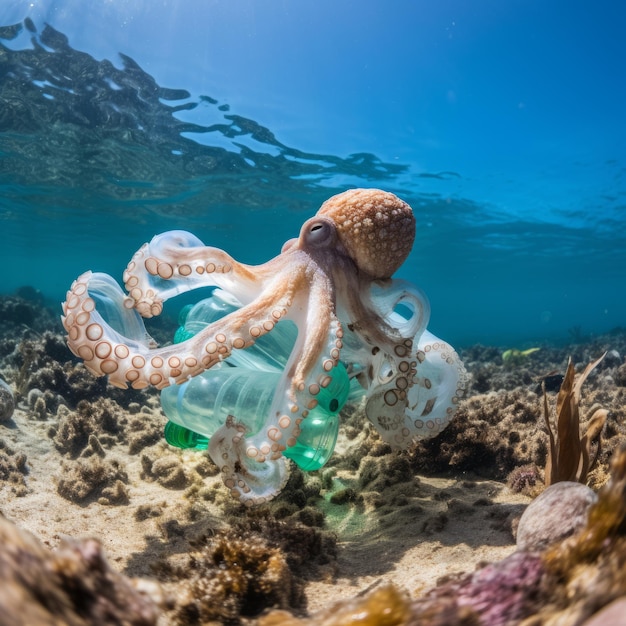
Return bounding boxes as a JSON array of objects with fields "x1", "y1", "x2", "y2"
[
  {"x1": 581, "y1": 598, "x2": 626, "y2": 626},
  {"x1": 0, "y1": 377, "x2": 15, "y2": 422},
  {"x1": 516, "y1": 481, "x2": 597, "y2": 552},
  {"x1": 600, "y1": 349, "x2": 621, "y2": 369},
  {"x1": 0, "y1": 514, "x2": 161, "y2": 625}
]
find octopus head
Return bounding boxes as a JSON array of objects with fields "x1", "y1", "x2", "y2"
[{"x1": 316, "y1": 188, "x2": 415, "y2": 280}]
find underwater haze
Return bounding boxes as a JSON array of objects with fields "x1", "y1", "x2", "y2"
[{"x1": 1, "y1": 0, "x2": 625, "y2": 347}]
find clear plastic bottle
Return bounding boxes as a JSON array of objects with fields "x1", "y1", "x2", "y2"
[
  {"x1": 161, "y1": 289, "x2": 350, "y2": 471},
  {"x1": 161, "y1": 365, "x2": 281, "y2": 440}
]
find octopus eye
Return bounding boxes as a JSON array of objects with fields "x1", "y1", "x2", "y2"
[{"x1": 303, "y1": 218, "x2": 335, "y2": 247}]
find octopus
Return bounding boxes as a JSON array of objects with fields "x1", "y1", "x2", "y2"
[{"x1": 62, "y1": 188, "x2": 467, "y2": 505}]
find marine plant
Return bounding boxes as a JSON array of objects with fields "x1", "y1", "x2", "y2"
[
  {"x1": 542, "y1": 353, "x2": 607, "y2": 486},
  {"x1": 501, "y1": 347, "x2": 540, "y2": 365}
]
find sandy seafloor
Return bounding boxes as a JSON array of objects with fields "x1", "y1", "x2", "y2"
[{"x1": 1, "y1": 291, "x2": 626, "y2": 625}]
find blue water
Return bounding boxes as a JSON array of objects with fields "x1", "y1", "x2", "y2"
[{"x1": 1, "y1": 1, "x2": 625, "y2": 347}]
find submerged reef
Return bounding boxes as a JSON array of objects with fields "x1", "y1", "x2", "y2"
[
  {"x1": 1, "y1": 292, "x2": 626, "y2": 624},
  {"x1": 411, "y1": 338, "x2": 626, "y2": 494},
  {"x1": 261, "y1": 444, "x2": 626, "y2": 626}
]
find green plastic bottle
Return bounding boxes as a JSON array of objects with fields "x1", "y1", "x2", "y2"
[{"x1": 162, "y1": 290, "x2": 351, "y2": 471}]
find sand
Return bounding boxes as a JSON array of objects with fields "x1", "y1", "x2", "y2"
[
  {"x1": 1, "y1": 293, "x2": 625, "y2": 624},
  {"x1": 0, "y1": 397, "x2": 529, "y2": 611}
]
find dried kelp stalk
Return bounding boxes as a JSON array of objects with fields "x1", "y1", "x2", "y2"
[{"x1": 543, "y1": 353, "x2": 608, "y2": 486}]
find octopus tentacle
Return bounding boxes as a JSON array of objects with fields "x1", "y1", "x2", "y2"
[
  {"x1": 209, "y1": 416, "x2": 290, "y2": 507},
  {"x1": 62, "y1": 268, "x2": 297, "y2": 390},
  {"x1": 338, "y1": 278, "x2": 467, "y2": 448},
  {"x1": 120, "y1": 230, "x2": 259, "y2": 318},
  {"x1": 354, "y1": 279, "x2": 430, "y2": 346},
  {"x1": 364, "y1": 332, "x2": 467, "y2": 447},
  {"x1": 208, "y1": 280, "x2": 345, "y2": 505}
]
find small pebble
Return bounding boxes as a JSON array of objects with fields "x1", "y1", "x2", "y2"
[
  {"x1": 601, "y1": 349, "x2": 621, "y2": 369},
  {"x1": 516, "y1": 481, "x2": 597, "y2": 552},
  {"x1": 0, "y1": 378, "x2": 15, "y2": 422}
]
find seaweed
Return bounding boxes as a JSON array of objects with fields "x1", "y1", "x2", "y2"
[{"x1": 543, "y1": 353, "x2": 608, "y2": 486}]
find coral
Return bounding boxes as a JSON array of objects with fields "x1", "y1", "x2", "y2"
[
  {"x1": 0, "y1": 439, "x2": 28, "y2": 496},
  {"x1": 51, "y1": 398, "x2": 124, "y2": 457},
  {"x1": 155, "y1": 511, "x2": 336, "y2": 625},
  {"x1": 4, "y1": 325, "x2": 155, "y2": 410},
  {"x1": 169, "y1": 532, "x2": 301, "y2": 624},
  {"x1": 329, "y1": 487, "x2": 359, "y2": 505},
  {"x1": 140, "y1": 451, "x2": 188, "y2": 489},
  {"x1": 50, "y1": 398, "x2": 165, "y2": 459},
  {"x1": 409, "y1": 388, "x2": 545, "y2": 479},
  {"x1": 506, "y1": 464, "x2": 542, "y2": 497},
  {"x1": 359, "y1": 455, "x2": 413, "y2": 491},
  {"x1": 150, "y1": 455, "x2": 189, "y2": 489},
  {"x1": 134, "y1": 503, "x2": 166, "y2": 522},
  {"x1": 0, "y1": 377, "x2": 15, "y2": 422},
  {"x1": 0, "y1": 514, "x2": 160, "y2": 625},
  {"x1": 126, "y1": 411, "x2": 166, "y2": 454},
  {"x1": 239, "y1": 513, "x2": 337, "y2": 570},
  {"x1": 99, "y1": 479, "x2": 130, "y2": 506},
  {"x1": 56, "y1": 457, "x2": 128, "y2": 503}
]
